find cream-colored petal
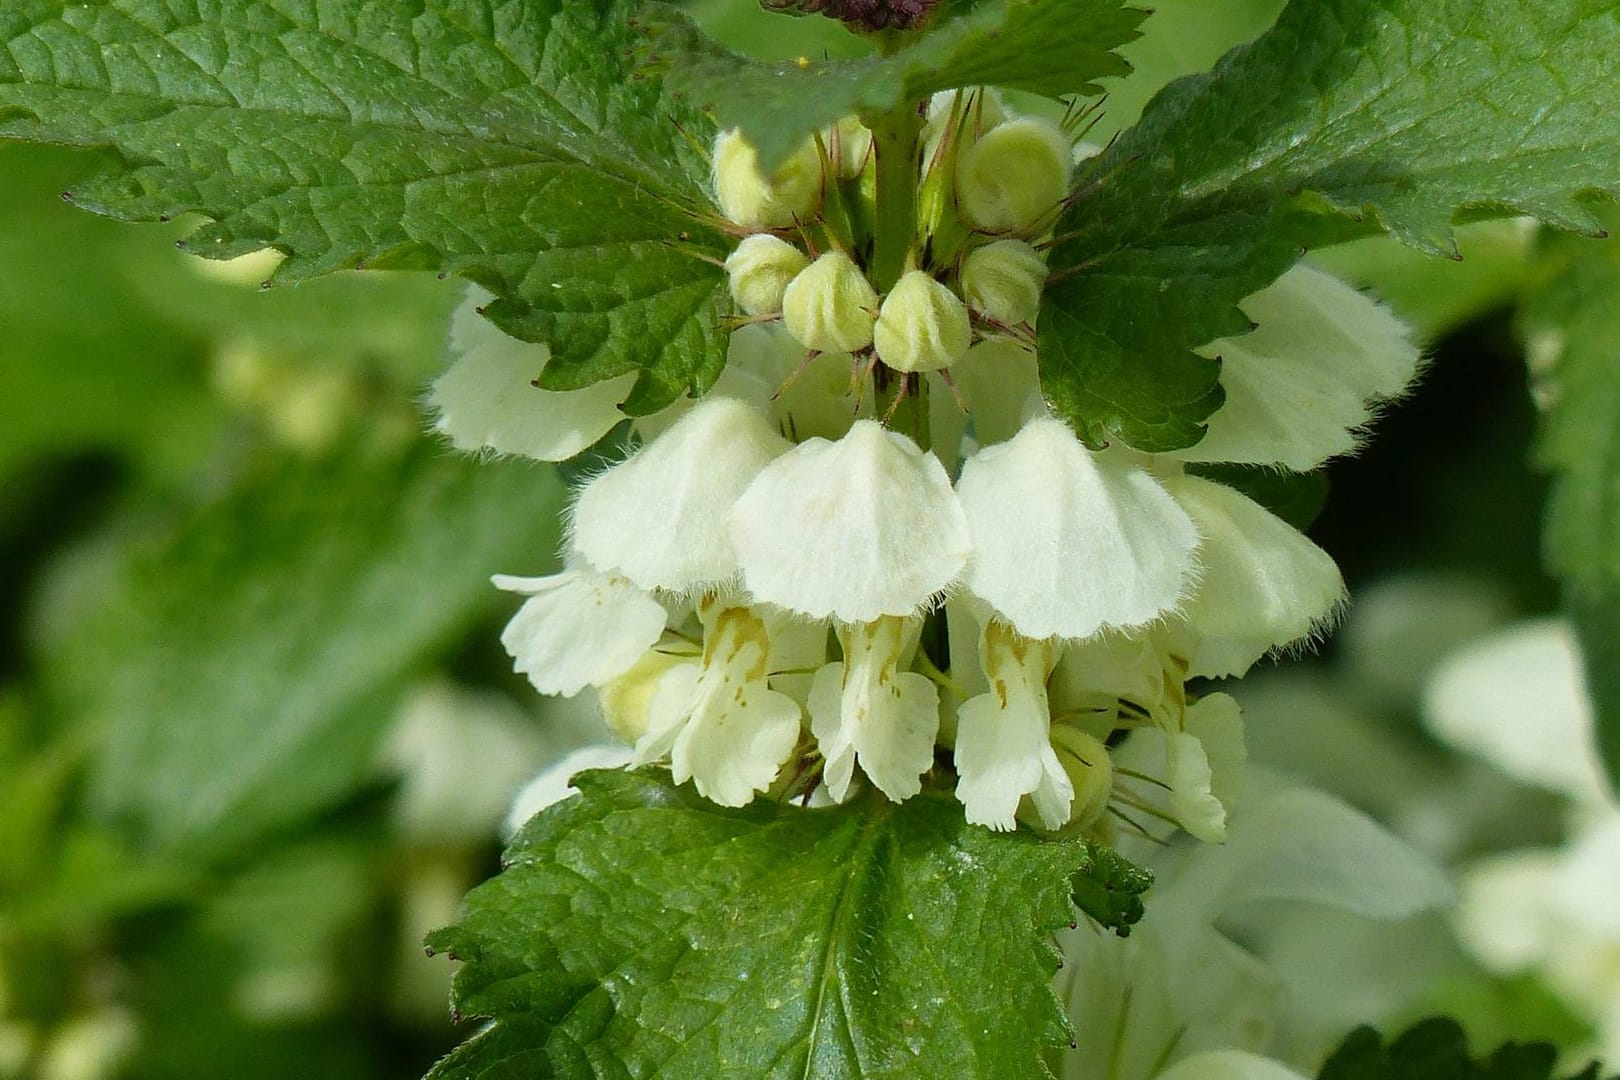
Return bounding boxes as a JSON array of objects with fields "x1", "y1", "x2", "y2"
[
  {"x1": 958, "y1": 418, "x2": 1199, "y2": 640},
  {"x1": 1424, "y1": 618, "x2": 1608, "y2": 802},
  {"x1": 1164, "y1": 474, "x2": 1345, "y2": 678},
  {"x1": 1178, "y1": 264, "x2": 1420, "y2": 471},
  {"x1": 570, "y1": 396, "x2": 790, "y2": 592},
  {"x1": 952, "y1": 338, "x2": 1043, "y2": 448},
  {"x1": 493, "y1": 570, "x2": 667, "y2": 697},
  {"x1": 954, "y1": 624, "x2": 1071, "y2": 830},
  {"x1": 729, "y1": 420, "x2": 970, "y2": 622},
  {"x1": 808, "y1": 617, "x2": 940, "y2": 803},
  {"x1": 431, "y1": 290, "x2": 633, "y2": 461}
]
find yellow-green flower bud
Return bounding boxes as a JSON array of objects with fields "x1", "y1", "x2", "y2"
[
  {"x1": 782, "y1": 250, "x2": 879, "y2": 353},
  {"x1": 873, "y1": 270, "x2": 971, "y2": 373},
  {"x1": 724, "y1": 234, "x2": 810, "y2": 316},
  {"x1": 954, "y1": 117, "x2": 1073, "y2": 235},
  {"x1": 712, "y1": 128, "x2": 824, "y2": 229},
  {"x1": 960, "y1": 238, "x2": 1046, "y2": 325},
  {"x1": 599, "y1": 648, "x2": 690, "y2": 743},
  {"x1": 1051, "y1": 725, "x2": 1113, "y2": 830},
  {"x1": 829, "y1": 116, "x2": 873, "y2": 179}
]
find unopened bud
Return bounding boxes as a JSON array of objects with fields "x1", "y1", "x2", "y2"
[
  {"x1": 599, "y1": 649, "x2": 689, "y2": 743},
  {"x1": 955, "y1": 117, "x2": 1073, "y2": 235},
  {"x1": 1051, "y1": 726, "x2": 1113, "y2": 830},
  {"x1": 960, "y1": 239, "x2": 1046, "y2": 325},
  {"x1": 712, "y1": 128, "x2": 824, "y2": 229},
  {"x1": 828, "y1": 116, "x2": 873, "y2": 180},
  {"x1": 782, "y1": 250, "x2": 879, "y2": 353},
  {"x1": 873, "y1": 270, "x2": 971, "y2": 373},
  {"x1": 725, "y1": 234, "x2": 810, "y2": 316}
]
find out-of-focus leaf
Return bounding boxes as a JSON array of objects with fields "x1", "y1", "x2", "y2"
[
  {"x1": 1318, "y1": 1017, "x2": 1614, "y2": 1080},
  {"x1": 1521, "y1": 224, "x2": 1620, "y2": 793},
  {"x1": 44, "y1": 443, "x2": 565, "y2": 864}
]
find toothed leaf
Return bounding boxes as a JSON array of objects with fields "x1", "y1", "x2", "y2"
[{"x1": 0, "y1": 0, "x2": 730, "y2": 413}]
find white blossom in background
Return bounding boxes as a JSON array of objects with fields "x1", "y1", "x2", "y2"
[
  {"x1": 1060, "y1": 778, "x2": 1451, "y2": 1080},
  {"x1": 432, "y1": 88, "x2": 1422, "y2": 844},
  {"x1": 1425, "y1": 618, "x2": 1620, "y2": 1063}
]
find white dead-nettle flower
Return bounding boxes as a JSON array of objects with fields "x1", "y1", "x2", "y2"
[
  {"x1": 492, "y1": 567, "x2": 667, "y2": 697},
  {"x1": 782, "y1": 249, "x2": 880, "y2": 354},
  {"x1": 1157, "y1": 692, "x2": 1248, "y2": 844},
  {"x1": 955, "y1": 116, "x2": 1074, "y2": 235},
  {"x1": 570, "y1": 396, "x2": 791, "y2": 594},
  {"x1": 956, "y1": 416, "x2": 1201, "y2": 641},
  {"x1": 711, "y1": 128, "x2": 824, "y2": 230},
  {"x1": 872, "y1": 269, "x2": 972, "y2": 373},
  {"x1": 725, "y1": 233, "x2": 811, "y2": 316},
  {"x1": 729, "y1": 419, "x2": 971, "y2": 623},
  {"x1": 1161, "y1": 473, "x2": 1346, "y2": 679},
  {"x1": 954, "y1": 620, "x2": 1074, "y2": 831},
  {"x1": 1425, "y1": 620, "x2": 1620, "y2": 1062},
  {"x1": 809, "y1": 615, "x2": 941, "y2": 803},
  {"x1": 1173, "y1": 263, "x2": 1421, "y2": 472},
  {"x1": 429, "y1": 286, "x2": 635, "y2": 462},
  {"x1": 1060, "y1": 780, "x2": 1451, "y2": 1080},
  {"x1": 960, "y1": 238, "x2": 1046, "y2": 325},
  {"x1": 632, "y1": 603, "x2": 812, "y2": 807}
]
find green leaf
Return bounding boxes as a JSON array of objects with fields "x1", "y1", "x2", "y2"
[
  {"x1": 427, "y1": 769, "x2": 1090, "y2": 1079},
  {"x1": 1521, "y1": 224, "x2": 1620, "y2": 793},
  {"x1": 43, "y1": 443, "x2": 565, "y2": 864},
  {"x1": 1187, "y1": 463, "x2": 1330, "y2": 532},
  {"x1": 0, "y1": 0, "x2": 730, "y2": 413},
  {"x1": 1044, "y1": 0, "x2": 1620, "y2": 450},
  {"x1": 0, "y1": 141, "x2": 221, "y2": 485},
  {"x1": 1068, "y1": 838, "x2": 1152, "y2": 935},
  {"x1": 1318, "y1": 1017, "x2": 1614, "y2": 1080},
  {"x1": 647, "y1": 0, "x2": 1148, "y2": 171}
]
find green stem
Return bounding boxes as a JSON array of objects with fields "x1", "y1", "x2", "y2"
[{"x1": 866, "y1": 103, "x2": 922, "y2": 295}]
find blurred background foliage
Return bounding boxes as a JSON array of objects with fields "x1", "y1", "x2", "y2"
[{"x1": 1, "y1": 1, "x2": 1615, "y2": 1077}]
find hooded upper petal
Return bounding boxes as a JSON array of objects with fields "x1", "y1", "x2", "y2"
[
  {"x1": 1176, "y1": 264, "x2": 1420, "y2": 471},
  {"x1": 430, "y1": 289, "x2": 634, "y2": 461},
  {"x1": 493, "y1": 569, "x2": 667, "y2": 696},
  {"x1": 729, "y1": 419, "x2": 971, "y2": 622},
  {"x1": 957, "y1": 417, "x2": 1200, "y2": 640},
  {"x1": 1163, "y1": 473, "x2": 1345, "y2": 679},
  {"x1": 570, "y1": 396, "x2": 791, "y2": 593}
]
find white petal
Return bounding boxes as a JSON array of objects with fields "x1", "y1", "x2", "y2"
[
  {"x1": 954, "y1": 624, "x2": 1071, "y2": 830},
  {"x1": 503, "y1": 743, "x2": 635, "y2": 836},
  {"x1": 958, "y1": 418, "x2": 1199, "y2": 640},
  {"x1": 570, "y1": 396, "x2": 790, "y2": 592},
  {"x1": 1164, "y1": 474, "x2": 1345, "y2": 678},
  {"x1": 729, "y1": 420, "x2": 971, "y2": 622},
  {"x1": 1156, "y1": 1051, "x2": 1309, "y2": 1080},
  {"x1": 431, "y1": 290, "x2": 633, "y2": 461},
  {"x1": 1208, "y1": 786, "x2": 1453, "y2": 919},
  {"x1": 631, "y1": 607, "x2": 804, "y2": 807},
  {"x1": 494, "y1": 570, "x2": 667, "y2": 696},
  {"x1": 1424, "y1": 618, "x2": 1608, "y2": 802},
  {"x1": 1178, "y1": 264, "x2": 1421, "y2": 471},
  {"x1": 707, "y1": 322, "x2": 871, "y2": 442},
  {"x1": 808, "y1": 618, "x2": 941, "y2": 802},
  {"x1": 1167, "y1": 732, "x2": 1227, "y2": 843},
  {"x1": 671, "y1": 680, "x2": 801, "y2": 807},
  {"x1": 952, "y1": 338, "x2": 1044, "y2": 448},
  {"x1": 1454, "y1": 851, "x2": 1568, "y2": 974}
]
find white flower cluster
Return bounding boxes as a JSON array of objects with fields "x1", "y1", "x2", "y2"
[{"x1": 428, "y1": 91, "x2": 1421, "y2": 841}]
